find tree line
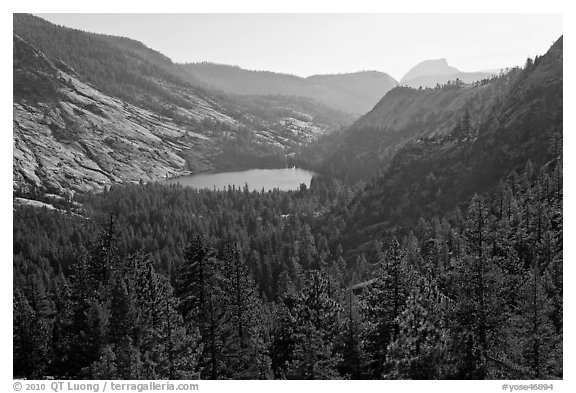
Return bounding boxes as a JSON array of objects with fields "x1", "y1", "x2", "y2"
[{"x1": 13, "y1": 158, "x2": 562, "y2": 379}]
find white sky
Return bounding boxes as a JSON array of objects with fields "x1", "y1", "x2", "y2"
[{"x1": 34, "y1": 14, "x2": 562, "y2": 80}]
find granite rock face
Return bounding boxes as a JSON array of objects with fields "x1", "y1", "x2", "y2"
[
  {"x1": 13, "y1": 34, "x2": 338, "y2": 195},
  {"x1": 14, "y1": 35, "x2": 211, "y2": 194}
]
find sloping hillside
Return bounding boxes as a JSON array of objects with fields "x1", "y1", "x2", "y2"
[
  {"x1": 13, "y1": 15, "x2": 354, "y2": 195},
  {"x1": 181, "y1": 63, "x2": 398, "y2": 115},
  {"x1": 343, "y1": 36, "x2": 562, "y2": 247},
  {"x1": 13, "y1": 34, "x2": 216, "y2": 194},
  {"x1": 302, "y1": 57, "x2": 526, "y2": 183}
]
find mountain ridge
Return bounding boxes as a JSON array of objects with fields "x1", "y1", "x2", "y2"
[
  {"x1": 180, "y1": 62, "x2": 398, "y2": 115},
  {"x1": 301, "y1": 36, "x2": 561, "y2": 189},
  {"x1": 341, "y1": 36, "x2": 562, "y2": 248},
  {"x1": 401, "y1": 58, "x2": 496, "y2": 88},
  {"x1": 12, "y1": 15, "x2": 354, "y2": 195}
]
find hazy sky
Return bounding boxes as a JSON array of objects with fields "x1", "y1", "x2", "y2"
[{"x1": 35, "y1": 13, "x2": 562, "y2": 80}]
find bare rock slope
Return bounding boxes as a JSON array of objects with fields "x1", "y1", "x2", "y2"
[{"x1": 13, "y1": 29, "x2": 349, "y2": 195}]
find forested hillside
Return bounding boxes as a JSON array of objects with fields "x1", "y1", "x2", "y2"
[
  {"x1": 181, "y1": 63, "x2": 398, "y2": 115},
  {"x1": 13, "y1": 14, "x2": 353, "y2": 195},
  {"x1": 12, "y1": 15, "x2": 563, "y2": 381},
  {"x1": 339, "y1": 37, "x2": 562, "y2": 250},
  {"x1": 300, "y1": 37, "x2": 561, "y2": 184},
  {"x1": 13, "y1": 156, "x2": 562, "y2": 379}
]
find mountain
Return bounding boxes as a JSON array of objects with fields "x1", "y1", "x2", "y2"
[
  {"x1": 300, "y1": 72, "x2": 509, "y2": 183},
  {"x1": 180, "y1": 63, "x2": 398, "y2": 115},
  {"x1": 302, "y1": 47, "x2": 553, "y2": 184},
  {"x1": 12, "y1": 15, "x2": 563, "y2": 380},
  {"x1": 342, "y1": 36, "x2": 562, "y2": 247},
  {"x1": 13, "y1": 14, "x2": 354, "y2": 195},
  {"x1": 401, "y1": 58, "x2": 459, "y2": 81},
  {"x1": 400, "y1": 58, "x2": 496, "y2": 88},
  {"x1": 13, "y1": 32, "x2": 217, "y2": 194}
]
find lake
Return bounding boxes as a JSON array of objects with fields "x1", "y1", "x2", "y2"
[{"x1": 164, "y1": 168, "x2": 316, "y2": 191}]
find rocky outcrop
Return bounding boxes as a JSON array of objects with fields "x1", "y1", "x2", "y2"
[{"x1": 13, "y1": 33, "x2": 342, "y2": 195}]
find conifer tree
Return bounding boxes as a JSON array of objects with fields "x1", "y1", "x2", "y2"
[
  {"x1": 450, "y1": 195, "x2": 506, "y2": 378},
  {"x1": 109, "y1": 277, "x2": 136, "y2": 344},
  {"x1": 220, "y1": 243, "x2": 271, "y2": 379},
  {"x1": 115, "y1": 336, "x2": 142, "y2": 379},
  {"x1": 362, "y1": 237, "x2": 410, "y2": 378},
  {"x1": 335, "y1": 290, "x2": 366, "y2": 379},
  {"x1": 91, "y1": 345, "x2": 117, "y2": 379},
  {"x1": 13, "y1": 290, "x2": 50, "y2": 378},
  {"x1": 285, "y1": 271, "x2": 342, "y2": 379},
  {"x1": 509, "y1": 268, "x2": 561, "y2": 379},
  {"x1": 159, "y1": 291, "x2": 202, "y2": 379},
  {"x1": 175, "y1": 235, "x2": 217, "y2": 324},
  {"x1": 386, "y1": 283, "x2": 454, "y2": 379},
  {"x1": 271, "y1": 293, "x2": 298, "y2": 379}
]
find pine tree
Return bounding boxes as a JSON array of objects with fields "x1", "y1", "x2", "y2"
[
  {"x1": 91, "y1": 345, "x2": 117, "y2": 379},
  {"x1": 286, "y1": 322, "x2": 341, "y2": 379},
  {"x1": 201, "y1": 280, "x2": 226, "y2": 379},
  {"x1": 13, "y1": 290, "x2": 51, "y2": 378},
  {"x1": 62, "y1": 252, "x2": 100, "y2": 376},
  {"x1": 386, "y1": 283, "x2": 454, "y2": 379},
  {"x1": 509, "y1": 268, "x2": 561, "y2": 379},
  {"x1": 115, "y1": 336, "x2": 142, "y2": 379},
  {"x1": 159, "y1": 290, "x2": 202, "y2": 379},
  {"x1": 175, "y1": 235, "x2": 217, "y2": 324},
  {"x1": 285, "y1": 271, "x2": 342, "y2": 379},
  {"x1": 88, "y1": 215, "x2": 119, "y2": 288},
  {"x1": 450, "y1": 195, "x2": 507, "y2": 379},
  {"x1": 220, "y1": 243, "x2": 271, "y2": 379},
  {"x1": 335, "y1": 290, "x2": 366, "y2": 379},
  {"x1": 271, "y1": 293, "x2": 298, "y2": 379},
  {"x1": 175, "y1": 236, "x2": 225, "y2": 379},
  {"x1": 50, "y1": 276, "x2": 74, "y2": 377},
  {"x1": 109, "y1": 277, "x2": 136, "y2": 344},
  {"x1": 362, "y1": 237, "x2": 410, "y2": 378}
]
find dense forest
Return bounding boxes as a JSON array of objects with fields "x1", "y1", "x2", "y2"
[
  {"x1": 13, "y1": 154, "x2": 562, "y2": 379},
  {"x1": 12, "y1": 14, "x2": 562, "y2": 381}
]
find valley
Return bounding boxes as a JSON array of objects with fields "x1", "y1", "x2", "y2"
[
  {"x1": 12, "y1": 14, "x2": 563, "y2": 382},
  {"x1": 13, "y1": 14, "x2": 354, "y2": 195}
]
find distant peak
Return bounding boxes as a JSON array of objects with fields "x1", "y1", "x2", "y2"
[
  {"x1": 422, "y1": 58, "x2": 449, "y2": 66},
  {"x1": 306, "y1": 70, "x2": 394, "y2": 80},
  {"x1": 401, "y1": 58, "x2": 460, "y2": 83}
]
